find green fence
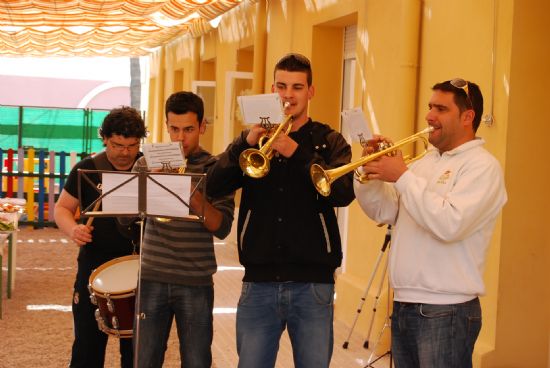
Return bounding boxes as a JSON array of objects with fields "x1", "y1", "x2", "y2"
[
  {"x1": 0, "y1": 105, "x2": 112, "y2": 227},
  {"x1": 0, "y1": 105, "x2": 109, "y2": 154}
]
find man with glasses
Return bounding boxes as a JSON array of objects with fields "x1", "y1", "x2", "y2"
[
  {"x1": 55, "y1": 106, "x2": 146, "y2": 368},
  {"x1": 354, "y1": 79, "x2": 507, "y2": 367},
  {"x1": 206, "y1": 53, "x2": 355, "y2": 368}
]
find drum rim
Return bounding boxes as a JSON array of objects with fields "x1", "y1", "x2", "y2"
[
  {"x1": 97, "y1": 322, "x2": 133, "y2": 338},
  {"x1": 94, "y1": 290, "x2": 136, "y2": 299},
  {"x1": 89, "y1": 254, "x2": 139, "y2": 295}
]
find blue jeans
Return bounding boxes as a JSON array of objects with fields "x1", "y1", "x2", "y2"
[
  {"x1": 135, "y1": 279, "x2": 214, "y2": 368},
  {"x1": 236, "y1": 282, "x2": 334, "y2": 368},
  {"x1": 391, "y1": 297, "x2": 482, "y2": 368}
]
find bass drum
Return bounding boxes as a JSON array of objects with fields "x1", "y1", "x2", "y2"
[{"x1": 88, "y1": 255, "x2": 139, "y2": 338}]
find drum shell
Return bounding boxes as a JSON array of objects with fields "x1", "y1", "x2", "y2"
[
  {"x1": 88, "y1": 255, "x2": 139, "y2": 338},
  {"x1": 93, "y1": 290, "x2": 135, "y2": 338}
]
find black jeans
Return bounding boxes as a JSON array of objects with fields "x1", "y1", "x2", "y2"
[{"x1": 69, "y1": 264, "x2": 133, "y2": 368}]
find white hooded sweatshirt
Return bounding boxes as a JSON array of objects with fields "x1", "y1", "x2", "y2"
[{"x1": 354, "y1": 138, "x2": 507, "y2": 304}]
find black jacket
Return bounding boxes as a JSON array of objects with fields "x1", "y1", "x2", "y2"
[{"x1": 206, "y1": 119, "x2": 355, "y2": 283}]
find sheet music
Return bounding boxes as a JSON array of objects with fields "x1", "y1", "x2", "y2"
[
  {"x1": 341, "y1": 108, "x2": 373, "y2": 144},
  {"x1": 101, "y1": 172, "x2": 191, "y2": 217},
  {"x1": 143, "y1": 142, "x2": 185, "y2": 169},
  {"x1": 237, "y1": 93, "x2": 284, "y2": 125},
  {"x1": 101, "y1": 173, "x2": 139, "y2": 214},
  {"x1": 146, "y1": 174, "x2": 191, "y2": 218}
]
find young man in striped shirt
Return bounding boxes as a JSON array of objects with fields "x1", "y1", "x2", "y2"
[{"x1": 134, "y1": 91, "x2": 235, "y2": 368}]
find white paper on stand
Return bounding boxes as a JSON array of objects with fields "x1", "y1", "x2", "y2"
[
  {"x1": 143, "y1": 142, "x2": 185, "y2": 170},
  {"x1": 341, "y1": 108, "x2": 373, "y2": 144},
  {"x1": 237, "y1": 93, "x2": 284, "y2": 126},
  {"x1": 101, "y1": 173, "x2": 139, "y2": 214},
  {"x1": 101, "y1": 172, "x2": 191, "y2": 218},
  {"x1": 146, "y1": 174, "x2": 191, "y2": 218}
]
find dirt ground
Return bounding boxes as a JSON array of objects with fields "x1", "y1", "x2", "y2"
[
  {"x1": 0, "y1": 227, "x2": 218, "y2": 368},
  {"x1": 0, "y1": 227, "x2": 390, "y2": 368}
]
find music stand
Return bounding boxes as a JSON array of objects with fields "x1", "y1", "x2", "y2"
[{"x1": 77, "y1": 168, "x2": 207, "y2": 368}]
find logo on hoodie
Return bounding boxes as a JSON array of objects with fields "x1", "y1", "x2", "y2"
[{"x1": 437, "y1": 170, "x2": 451, "y2": 184}]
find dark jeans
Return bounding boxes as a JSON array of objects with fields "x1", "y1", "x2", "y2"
[
  {"x1": 135, "y1": 279, "x2": 214, "y2": 368},
  {"x1": 70, "y1": 273, "x2": 133, "y2": 368},
  {"x1": 391, "y1": 297, "x2": 482, "y2": 368}
]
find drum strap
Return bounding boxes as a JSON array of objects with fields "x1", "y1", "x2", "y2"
[{"x1": 91, "y1": 151, "x2": 113, "y2": 171}]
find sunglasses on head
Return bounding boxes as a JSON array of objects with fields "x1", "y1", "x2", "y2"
[{"x1": 450, "y1": 78, "x2": 473, "y2": 108}]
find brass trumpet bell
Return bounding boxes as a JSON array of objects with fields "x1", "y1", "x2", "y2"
[
  {"x1": 239, "y1": 148, "x2": 271, "y2": 178},
  {"x1": 310, "y1": 126, "x2": 434, "y2": 197}
]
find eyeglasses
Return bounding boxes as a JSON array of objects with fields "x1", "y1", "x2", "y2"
[
  {"x1": 450, "y1": 78, "x2": 473, "y2": 108},
  {"x1": 109, "y1": 140, "x2": 140, "y2": 152}
]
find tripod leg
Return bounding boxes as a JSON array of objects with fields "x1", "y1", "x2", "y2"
[
  {"x1": 364, "y1": 350, "x2": 391, "y2": 368},
  {"x1": 342, "y1": 249, "x2": 385, "y2": 349},
  {"x1": 364, "y1": 277, "x2": 392, "y2": 368},
  {"x1": 343, "y1": 225, "x2": 392, "y2": 349},
  {"x1": 365, "y1": 320, "x2": 389, "y2": 367},
  {"x1": 363, "y1": 252, "x2": 389, "y2": 349}
]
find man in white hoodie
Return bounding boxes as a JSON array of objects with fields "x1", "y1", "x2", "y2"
[{"x1": 354, "y1": 79, "x2": 507, "y2": 368}]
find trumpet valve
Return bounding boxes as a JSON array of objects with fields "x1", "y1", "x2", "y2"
[{"x1": 376, "y1": 141, "x2": 394, "y2": 155}]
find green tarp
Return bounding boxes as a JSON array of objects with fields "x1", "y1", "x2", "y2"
[{"x1": 0, "y1": 105, "x2": 109, "y2": 154}]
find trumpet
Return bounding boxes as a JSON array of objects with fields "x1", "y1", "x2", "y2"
[
  {"x1": 239, "y1": 102, "x2": 292, "y2": 178},
  {"x1": 160, "y1": 160, "x2": 186, "y2": 174},
  {"x1": 310, "y1": 126, "x2": 434, "y2": 197}
]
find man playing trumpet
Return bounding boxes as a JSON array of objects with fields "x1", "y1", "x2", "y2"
[
  {"x1": 354, "y1": 79, "x2": 507, "y2": 368},
  {"x1": 207, "y1": 53, "x2": 355, "y2": 368},
  {"x1": 133, "y1": 91, "x2": 235, "y2": 367}
]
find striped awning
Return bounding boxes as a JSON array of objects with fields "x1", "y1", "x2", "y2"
[{"x1": 0, "y1": 0, "x2": 244, "y2": 57}]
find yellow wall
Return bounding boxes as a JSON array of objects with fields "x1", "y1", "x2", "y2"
[
  {"x1": 481, "y1": 1, "x2": 550, "y2": 366},
  {"x1": 146, "y1": 0, "x2": 550, "y2": 366}
]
